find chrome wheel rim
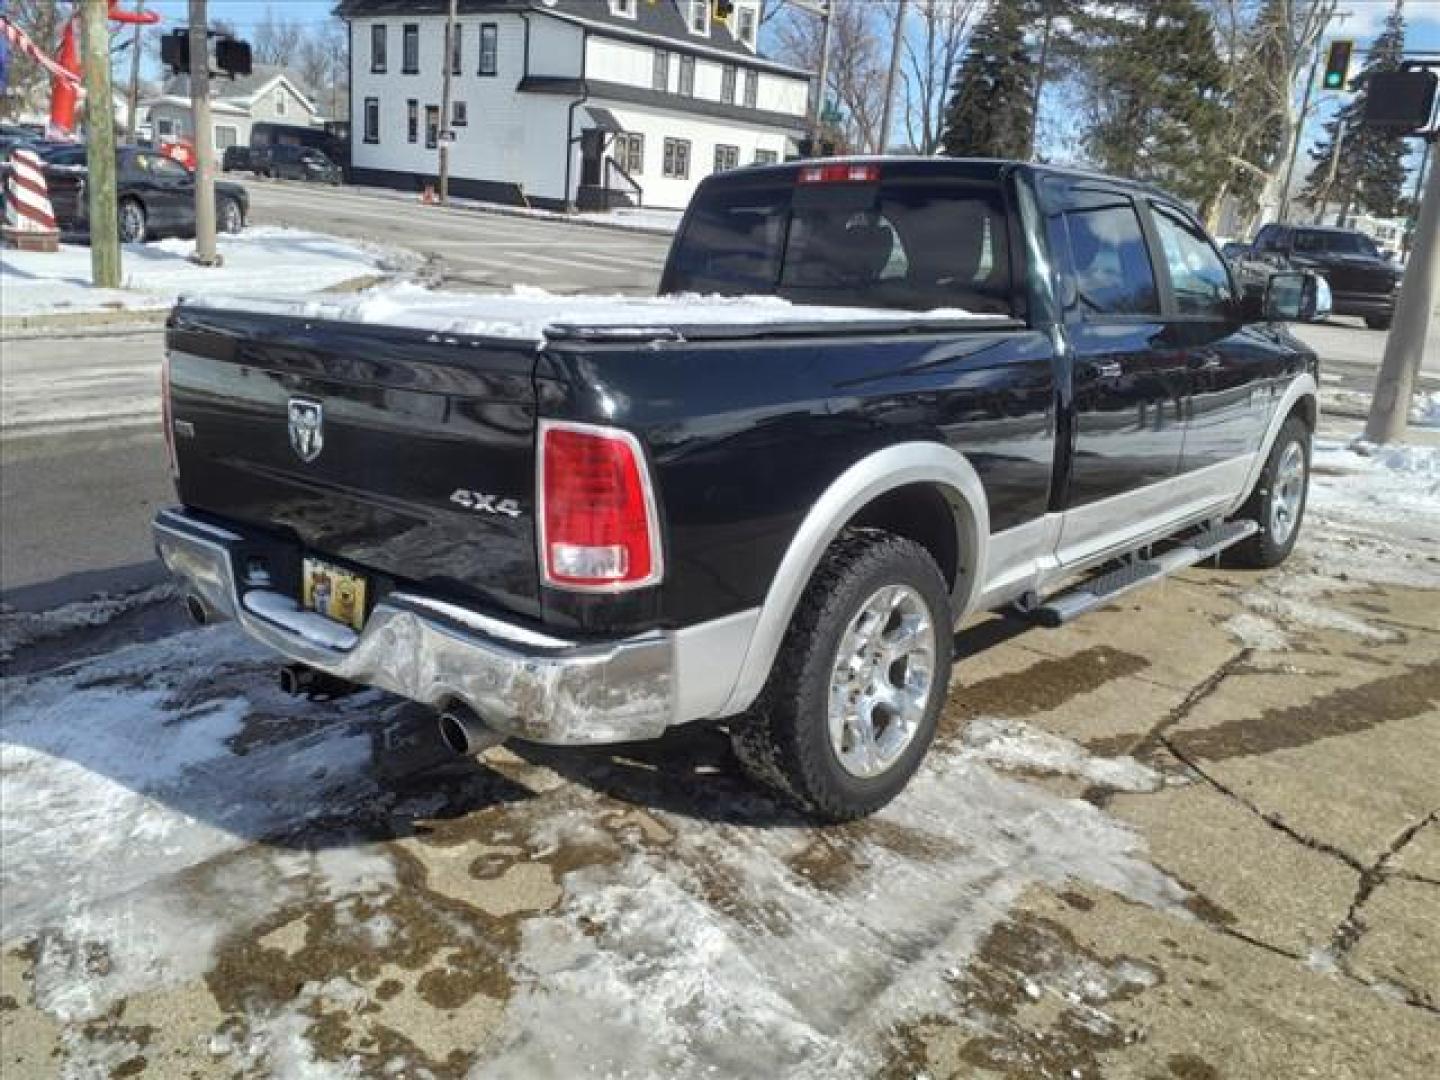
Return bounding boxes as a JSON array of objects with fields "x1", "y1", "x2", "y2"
[
  {"x1": 220, "y1": 202, "x2": 241, "y2": 232},
  {"x1": 1270, "y1": 440, "x2": 1306, "y2": 545},
  {"x1": 828, "y1": 584, "x2": 936, "y2": 779},
  {"x1": 119, "y1": 204, "x2": 144, "y2": 243}
]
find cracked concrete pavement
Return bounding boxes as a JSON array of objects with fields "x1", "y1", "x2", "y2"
[{"x1": 2, "y1": 444, "x2": 1437, "y2": 1077}]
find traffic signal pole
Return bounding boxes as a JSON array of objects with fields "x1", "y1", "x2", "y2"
[
  {"x1": 189, "y1": 0, "x2": 219, "y2": 266},
  {"x1": 79, "y1": 0, "x2": 120, "y2": 288},
  {"x1": 1364, "y1": 129, "x2": 1439, "y2": 444}
]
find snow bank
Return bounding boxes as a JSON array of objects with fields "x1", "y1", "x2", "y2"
[
  {"x1": 190, "y1": 281, "x2": 996, "y2": 344},
  {"x1": 0, "y1": 227, "x2": 414, "y2": 320},
  {"x1": 0, "y1": 584, "x2": 176, "y2": 661}
]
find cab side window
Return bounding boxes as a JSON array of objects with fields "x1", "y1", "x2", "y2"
[
  {"x1": 1061, "y1": 201, "x2": 1159, "y2": 317},
  {"x1": 1150, "y1": 204, "x2": 1234, "y2": 318}
]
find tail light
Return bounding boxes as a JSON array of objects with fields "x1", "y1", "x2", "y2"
[
  {"x1": 538, "y1": 420, "x2": 662, "y2": 591},
  {"x1": 160, "y1": 349, "x2": 178, "y2": 477},
  {"x1": 797, "y1": 163, "x2": 880, "y2": 185}
]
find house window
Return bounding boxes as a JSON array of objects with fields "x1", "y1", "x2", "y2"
[
  {"x1": 688, "y1": 0, "x2": 709, "y2": 35},
  {"x1": 652, "y1": 50, "x2": 670, "y2": 92},
  {"x1": 156, "y1": 117, "x2": 175, "y2": 138},
  {"x1": 609, "y1": 0, "x2": 637, "y2": 17},
  {"x1": 407, "y1": 99, "x2": 418, "y2": 143},
  {"x1": 737, "y1": 6, "x2": 757, "y2": 48},
  {"x1": 371, "y1": 24, "x2": 386, "y2": 73},
  {"x1": 679, "y1": 55, "x2": 695, "y2": 97},
  {"x1": 452, "y1": 100, "x2": 468, "y2": 126},
  {"x1": 214, "y1": 125, "x2": 238, "y2": 149},
  {"x1": 663, "y1": 137, "x2": 690, "y2": 179},
  {"x1": 721, "y1": 65, "x2": 736, "y2": 104},
  {"x1": 614, "y1": 132, "x2": 643, "y2": 174},
  {"x1": 713, "y1": 144, "x2": 739, "y2": 172},
  {"x1": 425, "y1": 105, "x2": 440, "y2": 149},
  {"x1": 363, "y1": 97, "x2": 379, "y2": 143},
  {"x1": 479, "y1": 23, "x2": 498, "y2": 75},
  {"x1": 450, "y1": 24, "x2": 462, "y2": 75},
  {"x1": 274, "y1": 90, "x2": 287, "y2": 116},
  {"x1": 402, "y1": 24, "x2": 419, "y2": 74},
  {"x1": 743, "y1": 69, "x2": 758, "y2": 108},
  {"x1": 754, "y1": 149, "x2": 778, "y2": 165}
]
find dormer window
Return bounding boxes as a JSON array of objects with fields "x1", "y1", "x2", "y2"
[
  {"x1": 609, "y1": 0, "x2": 637, "y2": 17},
  {"x1": 737, "y1": 6, "x2": 757, "y2": 49},
  {"x1": 688, "y1": 0, "x2": 710, "y2": 36}
]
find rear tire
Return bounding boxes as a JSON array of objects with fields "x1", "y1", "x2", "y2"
[
  {"x1": 730, "y1": 528, "x2": 953, "y2": 821},
  {"x1": 218, "y1": 196, "x2": 244, "y2": 234},
  {"x1": 1228, "y1": 415, "x2": 1311, "y2": 569},
  {"x1": 117, "y1": 198, "x2": 146, "y2": 244}
]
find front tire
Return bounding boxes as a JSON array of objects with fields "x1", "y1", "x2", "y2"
[
  {"x1": 731, "y1": 529, "x2": 953, "y2": 821},
  {"x1": 1228, "y1": 415, "x2": 1311, "y2": 568},
  {"x1": 118, "y1": 198, "x2": 147, "y2": 244}
]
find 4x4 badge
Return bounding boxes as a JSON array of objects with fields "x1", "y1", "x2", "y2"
[{"x1": 288, "y1": 397, "x2": 324, "y2": 463}]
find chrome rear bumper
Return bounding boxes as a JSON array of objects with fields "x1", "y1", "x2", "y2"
[{"x1": 152, "y1": 508, "x2": 676, "y2": 745}]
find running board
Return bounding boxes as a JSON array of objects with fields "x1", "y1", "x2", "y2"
[{"x1": 1030, "y1": 520, "x2": 1259, "y2": 627}]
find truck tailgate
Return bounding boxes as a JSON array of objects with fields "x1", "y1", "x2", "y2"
[{"x1": 166, "y1": 304, "x2": 543, "y2": 619}]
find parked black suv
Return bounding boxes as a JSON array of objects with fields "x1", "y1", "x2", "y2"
[
  {"x1": 1248, "y1": 223, "x2": 1401, "y2": 329},
  {"x1": 255, "y1": 144, "x2": 342, "y2": 184}
]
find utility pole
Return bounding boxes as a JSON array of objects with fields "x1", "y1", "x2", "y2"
[
  {"x1": 811, "y1": 1, "x2": 833, "y2": 152},
  {"x1": 80, "y1": 0, "x2": 120, "y2": 288},
  {"x1": 878, "y1": 0, "x2": 908, "y2": 154},
  {"x1": 438, "y1": 0, "x2": 457, "y2": 204},
  {"x1": 189, "y1": 0, "x2": 219, "y2": 265},
  {"x1": 126, "y1": 0, "x2": 145, "y2": 143},
  {"x1": 1365, "y1": 130, "x2": 1439, "y2": 444},
  {"x1": 1313, "y1": 118, "x2": 1348, "y2": 224}
]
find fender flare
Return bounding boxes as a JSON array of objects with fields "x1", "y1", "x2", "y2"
[
  {"x1": 1229, "y1": 372, "x2": 1318, "y2": 516},
  {"x1": 716, "y1": 441, "x2": 990, "y2": 718}
]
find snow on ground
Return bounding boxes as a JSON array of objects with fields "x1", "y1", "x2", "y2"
[
  {"x1": 192, "y1": 280, "x2": 997, "y2": 343},
  {"x1": 1321, "y1": 385, "x2": 1440, "y2": 428},
  {"x1": 0, "y1": 583, "x2": 176, "y2": 661},
  {"x1": 0, "y1": 227, "x2": 416, "y2": 320},
  {"x1": 961, "y1": 716, "x2": 1163, "y2": 792}
]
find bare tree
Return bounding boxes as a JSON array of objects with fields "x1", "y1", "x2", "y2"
[
  {"x1": 895, "y1": 0, "x2": 980, "y2": 154},
  {"x1": 297, "y1": 20, "x2": 348, "y2": 117},
  {"x1": 252, "y1": 4, "x2": 306, "y2": 68},
  {"x1": 773, "y1": 0, "x2": 889, "y2": 152},
  {"x1": 1, "y1": 0, "x2": 66, "y2": 120}
]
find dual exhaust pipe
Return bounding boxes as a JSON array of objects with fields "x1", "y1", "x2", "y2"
[{"x1": 188, "y1": 592, "x2": 502, "y2": 759}]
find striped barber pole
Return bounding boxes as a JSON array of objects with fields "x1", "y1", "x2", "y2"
[{"x1": 4, "y1": 149, "x2": 60, "y2": 251}]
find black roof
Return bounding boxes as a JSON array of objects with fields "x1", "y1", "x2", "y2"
[{"x1": 336, "y1": 0, "x2": 809, "y2": 77}]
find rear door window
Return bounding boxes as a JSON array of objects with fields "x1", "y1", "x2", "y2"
[
  {"x1": 665, "y1": 175, "x2": 1015, "y2": 315},
  {"x1": 1060, "y1": 202, "x2": 1159, "y2": 317}
]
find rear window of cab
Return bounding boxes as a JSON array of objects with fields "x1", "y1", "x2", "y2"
[{"x1": 664, "y1": 170, "x2": 1016, "y2": 317}]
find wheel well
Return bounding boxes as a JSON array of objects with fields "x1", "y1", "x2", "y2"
[{"x1": 846, "y1": 483, "x2": 962, "y2": 592}]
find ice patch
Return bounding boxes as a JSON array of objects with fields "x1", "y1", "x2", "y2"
[
  {"x1": 0, "y1": 583, "x2": 176, "y2": 661},
  {"x1": 1223, "y1": 612, "x2": 1290, "y2": 651},
  {"x1": 479, "y1": 749, "x2": 1187, "y2": 1079},
  {"x1": 961, "y1": 717, "x2": 1163, "y2": 792}
]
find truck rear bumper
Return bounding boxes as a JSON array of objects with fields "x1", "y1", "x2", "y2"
[{"x1": 153, "y1": 507, "x2": 681, "y2": 745}]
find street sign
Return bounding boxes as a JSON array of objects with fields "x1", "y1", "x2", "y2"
[
  {"x1": 1363, "y1": 70, "x2": 1438, "y2": 133},
  {"x1": 439, "y1": 130, "x2": 456, "y2": 144}
]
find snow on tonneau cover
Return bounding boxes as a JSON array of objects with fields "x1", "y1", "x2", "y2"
[{"x1": 166, "y1": 284, "x2": 1000, "y2": 627}]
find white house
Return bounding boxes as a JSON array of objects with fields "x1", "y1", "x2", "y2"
[
  {"x1": 339, "y1": 0, "x2": 812, "y2": 210},
  {"x1": 142, "y1": 67, "x2": 325, "y2": 152}
]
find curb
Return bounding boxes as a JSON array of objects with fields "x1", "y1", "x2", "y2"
[{"x1": 0, "y1": 272, "x2": 399, "y2": 339}]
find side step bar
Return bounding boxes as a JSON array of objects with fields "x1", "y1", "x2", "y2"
[{"x1": 1030, "y1": 520, "x2": 1259, "y2": 628}]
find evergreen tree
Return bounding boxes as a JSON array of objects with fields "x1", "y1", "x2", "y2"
[
  {"x1": 1301, "y1": 1, "x2": 1410, "y2": 220},
  {"x1": 1079, "y1": 0, "x2": 1225, "y2": 205},
  {"x1": 940, "y1": 2, "x2": 1038, "y2": 159}
]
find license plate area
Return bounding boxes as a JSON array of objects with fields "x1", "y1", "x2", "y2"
[{"x1": 302, "y1": 557, "x2": 369, "y2": 632}]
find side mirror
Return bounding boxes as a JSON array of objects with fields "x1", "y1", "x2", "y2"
[{"x1": 1262, "y1": 271, "x2": 1330, "y2": 323}]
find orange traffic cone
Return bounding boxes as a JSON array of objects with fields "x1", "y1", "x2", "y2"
[{"x1": 420, "y1": 183, "x2": 437, "y2": 205}]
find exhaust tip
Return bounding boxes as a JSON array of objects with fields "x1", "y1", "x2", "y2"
[
  {"x1": 437, "y1": 705, "x2": 504, "y2": 757},
  {"x1": 278, "y1": 663, "x2": 308, "y2": 696},
  {"x1": 184, "y1": 593, "x2": 209, "y2": 626}
]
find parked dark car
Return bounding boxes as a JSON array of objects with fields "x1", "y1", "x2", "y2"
[
  {"x1": 222, "y1": 145, "x2": 255, "y2": 173},
  {"x1": 155, "y1": 158, "x2": 1326, "y2": 820},
  {"x1": 1248, "y1": 223, "x2": 1401, "y2": 329},
  {"x1": 254, "y1": 144, "x2": 342, "y2": 184},
  {"x1": 40, "y1": 145, "x2": 248, "y2": 243}
]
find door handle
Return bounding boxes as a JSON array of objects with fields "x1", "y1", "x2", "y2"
[{"x1": 1090, "y1": 360, "x2": 1123, "y2": 379}]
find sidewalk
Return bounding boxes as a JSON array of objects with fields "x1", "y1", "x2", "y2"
[{"x1": 0, "y1": 227, "x2": 418, "y2": 332}]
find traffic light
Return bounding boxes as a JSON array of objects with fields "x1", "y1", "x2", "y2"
[
  {"x1": 215, "y1": 38, "x2": 253, "y2": 78},
  {"x1": 158, "y1": 27, "x2": 252, "y2": 78},
  {"x1": 160, "y1": 29, "x2": 189, "y2": 75},
  {"x1": 1322, "y1": 40, "x2": 1354, "y2": 90},
  {"x1": 1363, "y1": 69, "x2": 1438, "y2": 133}
]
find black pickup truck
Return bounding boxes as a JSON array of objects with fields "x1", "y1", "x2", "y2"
[
  {"x1": 1245, "y1": 222, "x2": 1401, "y2": 329},
  {"x1": 154, "y1": 158, "x2": 1325, "y2": 820}
]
